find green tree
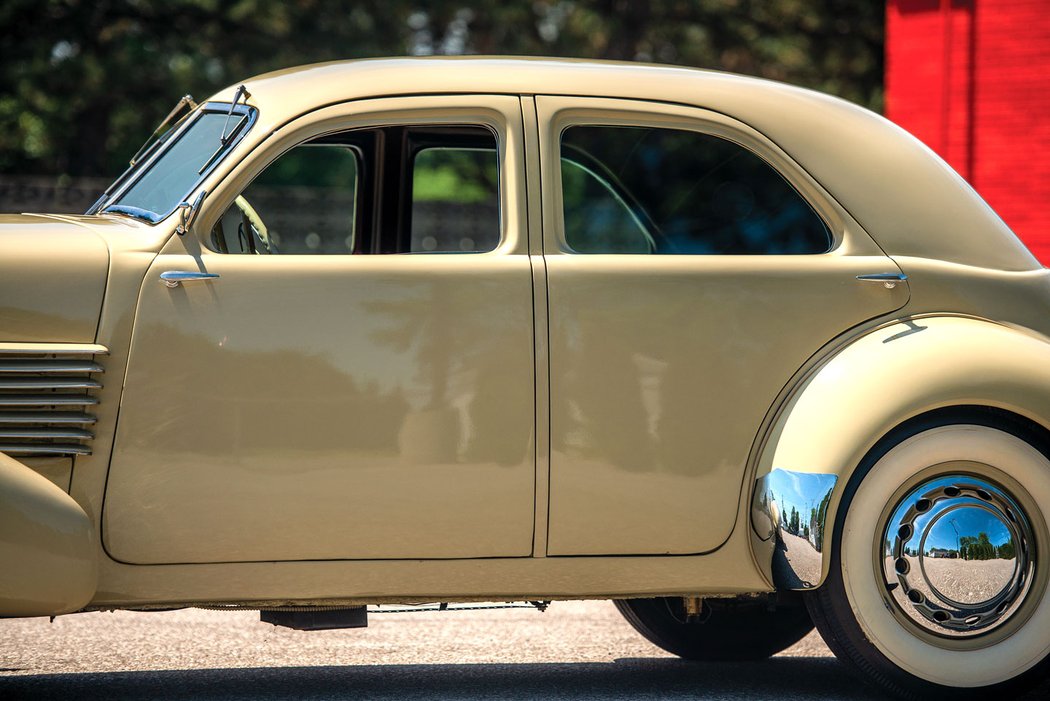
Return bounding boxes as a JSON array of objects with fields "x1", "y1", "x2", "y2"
[{"x1": 1, "y1": 0, "x2": 884, "y2": 178}]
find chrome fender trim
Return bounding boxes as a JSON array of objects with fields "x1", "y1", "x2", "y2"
[{"x1": 752, "y1": 469, "x2": 838, "y2": 590}]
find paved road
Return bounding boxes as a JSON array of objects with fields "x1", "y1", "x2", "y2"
[{"x1": 0, "y1": 601, "x2": 1044, "y2": 700}]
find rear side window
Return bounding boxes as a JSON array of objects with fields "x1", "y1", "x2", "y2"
[{"x1": 560, "y1": 125, "x2": 831, "y2": 255}]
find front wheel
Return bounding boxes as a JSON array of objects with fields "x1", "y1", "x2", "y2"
[
  {"x1": 614, "y1": 595, "x2": 813, "y2": 661},
  {"x1": 806, "y1": 417, "x2": 1050, "y2": 699}
]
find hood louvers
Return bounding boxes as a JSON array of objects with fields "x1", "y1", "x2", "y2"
[{"x1": 0, "y1": 344, "x2": 107, "y2": 457}]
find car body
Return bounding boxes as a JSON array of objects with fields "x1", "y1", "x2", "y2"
[{"x1": 3, "y1": 57, "x2": 1050, "y2": 698}]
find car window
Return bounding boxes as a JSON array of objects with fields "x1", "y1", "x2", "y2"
[
  {"x1": 560, "y1": 125, "x2": 832, "y2": 255},
  {"x1": 210, "y1": 125, "x2": 500, "y2": 255},
  {"x1": 560, "y1": 157, "x2": 654, "y2": 254},
  {"x1": 410, "y1": 147, "x2": 499, "y2": 253},
  {"x1": 212, "y1": 144, "x2": 359, "y2": 255},
  {"x1": 111, "y1": 110, "x2": 250, "y2": 221}
]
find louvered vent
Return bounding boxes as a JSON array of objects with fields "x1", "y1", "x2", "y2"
[{"x1": 0, "y1": 344, "x2": 107, "y2": 457}]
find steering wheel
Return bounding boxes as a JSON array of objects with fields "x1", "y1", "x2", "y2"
[{"x1": 233, "y1": 195, "x2": 272, "y2": 254}]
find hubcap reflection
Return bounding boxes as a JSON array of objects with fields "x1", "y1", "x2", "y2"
[{"x1": 882, "y1": 475, "x2": 1035, "y2": 637}]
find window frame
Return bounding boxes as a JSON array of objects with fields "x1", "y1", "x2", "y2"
[
  {"x1": 193, "y1": 96, "x2": 523, "y2": 257},
  {"x1": 211, "y1": 141, "x2": 365, "y2": 255},
  {"x1": 538, "y1": 97, "x2": 852, "y2": 257},
  {"x1": 406, "y1": 134, "x2": 501, "y2": 255}
]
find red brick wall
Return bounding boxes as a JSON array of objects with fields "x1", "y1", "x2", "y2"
[{"x1": 886, "y1": 0, "x2": 1050, "y2": 263}]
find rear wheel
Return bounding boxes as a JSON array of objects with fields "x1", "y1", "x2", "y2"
[
  {"x1": 614, "y1": 595, "x2": 813, "y2": 660},
  {"x1": 806, "y1": 416, "x2": 1050, "y2": 699}
]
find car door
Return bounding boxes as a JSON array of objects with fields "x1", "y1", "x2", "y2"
[
  {"x1": 103, "y1": 95, "x2": 537, "y2": 564},
  {"x1": 537, "y1": 96, "x2": 910, "y2": 556}
]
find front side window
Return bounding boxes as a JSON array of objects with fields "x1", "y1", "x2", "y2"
[
  {"x1": 210, "y1": 125, "x2": 499, "y2": 255},
  {"x1": 213, "y1": 144, "x2": 360, "y2": 255},
  {"x1": 560, "y1": 125, "x2": 831, "y2": 255}
]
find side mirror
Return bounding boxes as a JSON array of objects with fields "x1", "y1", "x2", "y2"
[{"x1": 175, "y1": 189, "x2": 207, "y2": 236}]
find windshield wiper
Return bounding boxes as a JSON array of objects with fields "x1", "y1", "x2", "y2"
[
  {"x1": 197, "y1": 85, "x2": 251, "y2": 176},
  {"x1": 129, "y1": 94, "x2": 197, "y2": 167},
  {"x1": 221, "y1": 85, "x2": 250, "y2": 144},
  {"x1": 85, "y1": 94, "x2": 197, "y2": 215}
]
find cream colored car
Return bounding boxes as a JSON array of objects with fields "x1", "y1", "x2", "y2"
[{"x1": 3, "y1": 58, "x2": 1049, "y2": 699}]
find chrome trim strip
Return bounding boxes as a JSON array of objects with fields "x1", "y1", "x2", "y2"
[
  {"x1": 0, "y1": 343, "x2": 109, "y2": 356},
  {"x1": 0, "y1": 360, "x2": 104, "y2": 373},
  {"x1": 0, "y1": 378, "x2": 102, "y2": 390},
  {"x1": 752, "y1": 469, "x2": 838, "y2": 590},
  {"x1": 0, "y1": 395, "x2": 99, "y2": 407},
  {"x1": 0, "y1": 427, "x2": 92, "y2": 440},
  {"x1": 0, "y1": 444, "x2": 92, "y2": 456},
  {"x1": 0, "y1": 412, "x2": 96, "y2": 425}
]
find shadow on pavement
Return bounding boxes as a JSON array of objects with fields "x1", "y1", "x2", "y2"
[{"x1": 0, "y1": 657, "x2": 888, "y2": 700}]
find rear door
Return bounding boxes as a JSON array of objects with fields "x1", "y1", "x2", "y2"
[{"x1": 537, "y1": 96, "x2": 909, "y2": 555}]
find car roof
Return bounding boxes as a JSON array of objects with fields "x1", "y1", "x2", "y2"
[{"x1": 211, "y1": 57, "x2": 1037, "y2": 271}]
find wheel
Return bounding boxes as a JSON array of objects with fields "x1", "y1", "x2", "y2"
[
  {"x1": 614, "y1": 595, "x2": 814, "y2": 660},
  {"x1": 806, "y1": 412, "x2": 1050, "y2": 700}
]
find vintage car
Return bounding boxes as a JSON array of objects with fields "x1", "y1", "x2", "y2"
[{"x1": 2, "y1": 57, "x2": 1049, "y2": 699}]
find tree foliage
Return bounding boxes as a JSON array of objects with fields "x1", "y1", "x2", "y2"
[{"x1": 0, "y1": 0, "x2": 884, "y2": 177}]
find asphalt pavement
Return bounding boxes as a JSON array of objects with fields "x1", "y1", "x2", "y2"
[{"x1": 0, "y1": 600, "x2": 1040, "y2": 700}]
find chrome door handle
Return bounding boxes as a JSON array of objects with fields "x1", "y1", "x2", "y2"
[
  {"x1": 160, "y1": 271, "x2": 220, "y2": 288},
  {"x1": 857, "y1": 272, "x2": 908, "y2": 289}
]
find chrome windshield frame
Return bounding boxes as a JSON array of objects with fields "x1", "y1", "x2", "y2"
[{"x1": 96, "y1": 101, "x2": 257, "y2": 224}]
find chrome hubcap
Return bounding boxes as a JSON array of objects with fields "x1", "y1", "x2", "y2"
[{"x1": 882, "y1": 474, "x2": 1036, "y2": 637}]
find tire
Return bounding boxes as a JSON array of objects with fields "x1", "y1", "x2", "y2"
[
  {"x1": 806, "y1": 411, "x2": 1050, "y2": 700},
  {"x1": 614, "y1": 595, "x2": 814, "y2": 661}
]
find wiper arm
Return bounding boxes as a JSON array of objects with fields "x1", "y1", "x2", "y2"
[
  {"x1": 129, "y1": 94, "x2": 197, "y2": 167},
  {"x1": 220, "y1": 85, "x2": 251, "y2": 145},
  {"x1": 198, "y1": 85, "x2": 251, "y2": 175},
  {"x1": 86, "y1": 94, "x2": 198, "y2": 215}
]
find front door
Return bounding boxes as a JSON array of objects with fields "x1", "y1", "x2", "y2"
[
  {"x1": 537, "y1": 96, "x2": 910, "y2": 556},
  {"x1": 104, "y1": 96, "x2": 537, "y2": 564}
]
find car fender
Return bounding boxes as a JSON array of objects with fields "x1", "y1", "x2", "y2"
[
  {"x1": 0, "y1": 451, "x2": 97, "y2": 617},
  {"x1": 750, "y1": 315, "x2": 1050, "y2": 590}
]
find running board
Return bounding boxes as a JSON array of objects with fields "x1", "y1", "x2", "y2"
[{"x1": 261, "y1": 606, "x2": 367, "y2": 631}]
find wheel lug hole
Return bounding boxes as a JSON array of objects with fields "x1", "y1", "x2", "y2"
[
  {"x1": 915, "y1": 499, "x2": 931, "y2": 513},
  {"x1": 894, "y1": 557, "x2": 910, "y2": 575},
  {"x1": 907, "y1": 589, "x2": 925, "y2": 604},
  {"x1": 944, "y1": 486, "x2": 960, "y2": 497}
]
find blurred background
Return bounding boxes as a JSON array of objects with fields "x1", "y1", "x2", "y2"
[{"x1": 0, "y1": 0, "x2": 1046, "y2": 259}]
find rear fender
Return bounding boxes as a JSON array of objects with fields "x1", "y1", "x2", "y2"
[{"x1": 751, "y1": 316, "x2": 1050, "y2": 590}]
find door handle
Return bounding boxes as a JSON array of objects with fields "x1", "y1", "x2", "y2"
[
  {"x1": 160, "y1": 271, "x2": 220, "y2": 288},
  {"x1": 857, "y1": 272, "x2": 907, "y2": 289}
]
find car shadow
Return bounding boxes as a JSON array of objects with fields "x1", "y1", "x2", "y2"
[{"x1": 0, "y1": 657, "x2": 888, "y2": 700}]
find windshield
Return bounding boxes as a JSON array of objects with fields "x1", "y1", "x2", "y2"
[{"x1": 102, "y1": 103, "x2": 255, "y2": 223}]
